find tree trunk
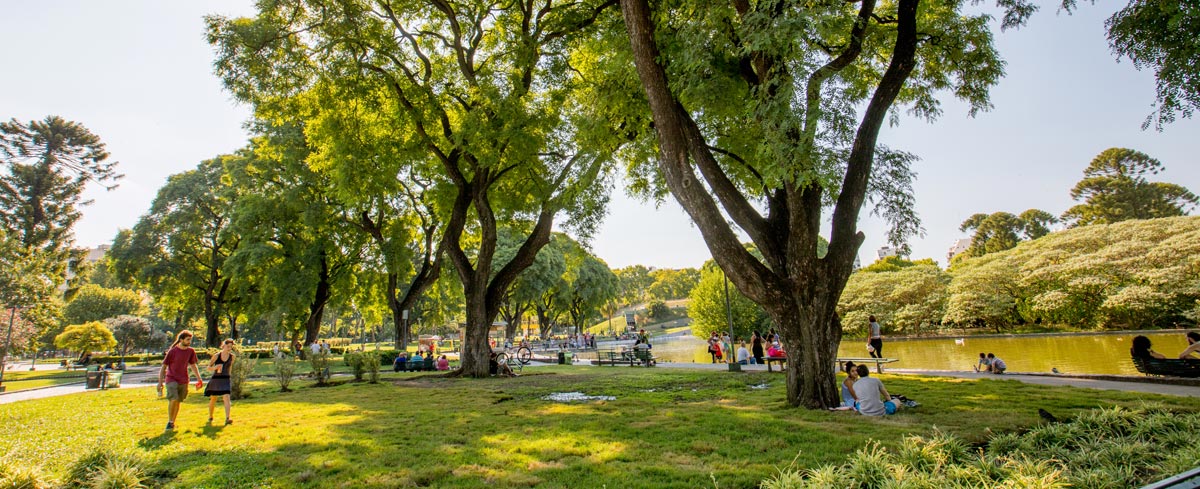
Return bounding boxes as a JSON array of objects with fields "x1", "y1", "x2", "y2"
[
  {"x1": 304, "y1": 256, "x2": 332, "y2": 346},
  {"x1": 203, "y1": 298, "x2": 221, "y2": 348},
  {"x1": 458, "y1": 286, "x2": 495, "y2": 377}
]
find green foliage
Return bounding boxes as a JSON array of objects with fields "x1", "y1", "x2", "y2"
[
  {"x1": 63, "y1": 284, "x2": 144, "y2": 325},
  {"x1": 63, "y1": 446, "x2": 146, "y2": 489},
  {"x1": 958, "y1": 209, "x2": 1057, "y2": 259},
  {"x1": 362, "y1": 353, "x2": 380, "y2": 384},
  {"x1": 647, "y1": 268, "x2": 700, "y2": 301},
  {"x1": 763, "y1": 405, "x2": 1200, "y2": 488},
  {"x1": 229, "y1": 353, "x2": 256, "y2": 400},
  {"x1": 273, "y1": 355, "x2": 297, "y2": 392},
  {"x1": 344, "y1": 352, "x2": 366, "y2": 382},
  {"x1": 1105, "y1": 0, "x2": 1200, "y2": 129},
  {"x1": 616, "y1": 265, "x2": 654, "y2": 305},
  {"x1": 688, "y1": 268, "x2": 764, "y2": 340},
  {"x1": 53, "y1": 321, "x2": 116, "y2": 354},
  {"x1": 839, "y1": 265, "x2": 951, "y2": 335},
  {"x1": 945, "y1": 216, "x2": 1200, "y2": 329},
  {"x1": 1062, "y1": 148, "x2": 1196, "y2": 227},
  {"x1": 859, "y1": 256, "x2": 938, "y2": 274},
  {"x1": 0, "y1": 458, "x2": 51, "y2": 489},
  {"x1": 645, "y1": 299, "x2": 672, "y2": 322},
  {"x1": 309, "y1": 352, "x2": 332, "y2": 385},
  {"x1": 0, "y1": 116, "x2": 122, "y2": 298},
  {"x1": 104, "y1": 315, "x2": 153, "y2": 356}
]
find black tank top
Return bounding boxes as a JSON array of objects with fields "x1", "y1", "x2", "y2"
[{"x1": 212, "y1": 352, "x2": 233, "y2": 378}]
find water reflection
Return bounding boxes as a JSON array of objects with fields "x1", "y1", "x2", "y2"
[{"x1": 594, "y1": 331, "x2": 1194, "y2": 375}]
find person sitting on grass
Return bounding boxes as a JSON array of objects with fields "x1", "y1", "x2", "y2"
[
  {"x1": 986, "y1": 353, "x2": 1007, "y2": 374},
  {"x1": 409, "y1": 351, "x2": 424, "y2": 371},
  {"x1": 489, "y1": 351, "x2": 514, "y2": 377},
  {"x1": 1178, "y1": 332, "x2": 1200, "y2": 360},
  {"x1": 393, "y1": 352, "x2": 407, "y2": 372},
  {"x1": 974, "y1": 353, "x2": 990, "y2": 373},
  {"x1": 841, "y1": 361, "x2": 859, "y2": 408},
  {"x1": 852, "y1": 364, "x2": 901, "y2": 416},
  {"x1": 1131, "y1": 335, "x2": 1167, "y2": 359},
  {"x1": 436, "y1": 354, "x2": 450, "y2": 371}
]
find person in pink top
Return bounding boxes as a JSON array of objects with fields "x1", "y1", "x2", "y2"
[
  {"x1": 436, "y1": 354, "x2": 450, "y2": 371},
  {"x1": 157, "y1": 330, "x2": 203, "y2": 431}
]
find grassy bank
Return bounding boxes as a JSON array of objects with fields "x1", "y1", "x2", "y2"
[{"x1": 2, "y1": 367, "x2": 1199, "y2": 488}]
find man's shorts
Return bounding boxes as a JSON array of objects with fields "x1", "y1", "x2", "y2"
[{"x1": 165, "y1": 382, "x2": 188, "y2": 402}]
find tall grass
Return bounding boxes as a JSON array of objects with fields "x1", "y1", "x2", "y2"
[{"x1": 763, "y1": 405, "x2": 1200, "y2": 488}]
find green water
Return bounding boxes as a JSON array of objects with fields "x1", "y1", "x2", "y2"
[{"x1": 622, "y1": 331, "x2": 1194, "y2": 375}]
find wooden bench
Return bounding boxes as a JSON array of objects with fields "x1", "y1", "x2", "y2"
[
  {"x1": 837, "y1": 357, "x2": 899, "y2": 374},
  {"x1": 597, "y1": 351, "x2": 623, "y2": 366},
  {"x1": 1132, "y1": 356, "x2": 1200, "y2": 378},
  {"x1": 631, "y1": 349, "x2": 656, "y2": 367},
  {"x1": 765, "y1": 356, "x2": 787, "y2": 372}
]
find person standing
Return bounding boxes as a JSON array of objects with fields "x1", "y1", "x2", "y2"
[
  {"x1": 309, "y1": 341, "x2": 322, "y2": 357},
  {"x1": 751, "y1": 331, "x2": 764, "y2": 365},
  {"x1": 205, "y1": 339, "x2": 236, "y2": 425},
  {"x1": 157, "y1": 330, "x2": 203, "y2": 431},
  {"x1": 867, "y1": 316, "x2": 883, "y2": 359}
]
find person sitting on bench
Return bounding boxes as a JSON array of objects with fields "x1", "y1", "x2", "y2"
[
  {"x1": 1179, "y1": 332, "x2": 1200, "y2": 360},
  {"x1": 1131, "y1": 336, "x2": 1166, "y2": 360}
]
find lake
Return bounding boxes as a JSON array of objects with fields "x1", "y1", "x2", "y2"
[{"x1": 594, "y1": 331, "x2": 1195, "y2": 375}]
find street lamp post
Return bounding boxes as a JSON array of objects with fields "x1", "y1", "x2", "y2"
[{"x1": 723, "y1": 272, "x2": 740, "y2": 372}]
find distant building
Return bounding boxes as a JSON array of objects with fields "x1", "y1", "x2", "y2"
[
  {"x1": 876, "y1": 246, "x2": 898, "y2": 260},
  {"x1": 947, "y1": 238, "x2": 971, "y2": 264},
  {"x1": 84, "y1": 244, "x2": 110, "y2": 263}
]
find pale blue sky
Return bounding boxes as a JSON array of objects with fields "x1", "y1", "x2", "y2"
[{"x1": 1, "y1": 2, "x2": 1196, "y2": 270}]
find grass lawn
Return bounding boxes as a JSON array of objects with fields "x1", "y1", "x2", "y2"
[
  {"x1": 3, "y1": 367, "x2": 1199, "y2": 488},
  {"x1": 0, "y1": 369, "x2": 87, "y2": 392}
]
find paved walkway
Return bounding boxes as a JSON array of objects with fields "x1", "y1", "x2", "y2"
[{"x1": 0, "y1": 369, "x2": 158, "y2": 405}]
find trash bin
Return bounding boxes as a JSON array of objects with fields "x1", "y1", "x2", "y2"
[
  {"x1": 85, "y1": 371, "x2": 104, "y2": 389},
  {"x1": 557, "y1": 352, "x2": 565, "y2": 365},
  {"x1": 564, "y1": 352, "x2": 573, "y2": 364}
]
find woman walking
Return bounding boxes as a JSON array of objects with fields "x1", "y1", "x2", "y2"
[
  {"x1": 867, "y1": 315, "x2": 884, "y2": 359},
  {"x1": 205, "y1": 339, "x2": 237, "y2": 425}
]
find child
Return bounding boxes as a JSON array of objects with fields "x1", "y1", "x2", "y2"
[{"x1": 974, "y1": 352, "x2": 989, "y2": 372}]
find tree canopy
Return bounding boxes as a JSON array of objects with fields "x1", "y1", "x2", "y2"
[
  {"x1": 54, "y1": 321, "x2": 117, "y2": 354},
  {"x1": 1061, "y1": 147, "x2": 1196, "y2": 227},
  {"x1": 957, "y1": 209, "x2": 1057, "y2": 260},
  {"x1": 1104, "y1": 0, "x2": 1200, "y2": 129}
]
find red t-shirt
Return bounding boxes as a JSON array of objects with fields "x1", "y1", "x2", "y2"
[{"x1": 163, "y1": 346, "x2": 198, "y2": 384}]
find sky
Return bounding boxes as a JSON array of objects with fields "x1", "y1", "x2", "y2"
[{"x1": 1, "y1": 1, "x2": 1197, "y2": 271}]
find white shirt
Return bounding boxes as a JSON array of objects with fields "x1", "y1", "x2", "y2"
[
  {"x1": 310, "y1": 343, "x2": 322, "y2": 354},
  {"x1": 736, "y1": 347, "x2": 749, "y2": 362}
]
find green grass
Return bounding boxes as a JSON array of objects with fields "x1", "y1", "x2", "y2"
[
  {"x1": 2, "y1": 367, "x2": 1199, "y2": 488},
  {"x1": 0, "y1": 369, "x2": 88, "y2": 392}
]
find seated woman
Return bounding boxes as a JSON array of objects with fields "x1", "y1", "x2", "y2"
[
  {"x1": 393, "y1": 352, "x2": 408, "y2": 372},
  {"x1": 436, "y1": 355, "x2": 450, "y2": 371},
  {"x1": 766, "y1": 344, "x2": 785, "y2": 358},
  {"x1": 1131, "y1": 335, "x2": 1167, "y2": 359},
  {"x1": 840, "y1": 361, "x2": 858, "y2": 409}
]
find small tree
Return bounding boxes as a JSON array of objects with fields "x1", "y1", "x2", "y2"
[
  {"x1": 105, "y1": 315, "x2": 152, "y2": 356},
  {"x1": 230, "y1": 354, "x2": 257, "y2": 400},
  {"x1": 309, "y1": 352, "x2": 331, "y2": 385},
  {"x1": 54, "y1": 321, "x2": 117, "y2": 355},
  {"x1": 274, "y1": 355, "x2": 297, "y2": 392}
]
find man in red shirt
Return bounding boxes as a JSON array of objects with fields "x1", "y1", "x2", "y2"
[{"x1": 158, "y1": 330, "x2": 203, "y2": 431}]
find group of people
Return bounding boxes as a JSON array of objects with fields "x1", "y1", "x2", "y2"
[
  {"x1": 705, "y1": 330, "x2": 786, "y2": 365},
  {"x1": 1131, "y1": 332, "x2": 1200, "y2": 360},
  {"x1": 974, "y1": 353, "x2": 1007, "y2": 374},
  {"x1": 157, "y1": 330, "x2": 237, "y2": 431},
  {"x1": 392, "y1": 351, "x2": 451, "y2": 372}
]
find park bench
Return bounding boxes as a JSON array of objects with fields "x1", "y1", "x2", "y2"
[
  {"x1": 1132, "y1": 356, "x2": 1200, "y2": 378},
  {"x1": 597, "y1": 350, "x2": 623, "y2": 366},
  {"x1": 837, "y1": 357, "x2": 899, "y2": 374},
  {"x1": 765, "y1": 356, "x2": 787, "y2": 372},
  {"x1": 632, "y1": 349, "x2": 656, "y2": 367}
]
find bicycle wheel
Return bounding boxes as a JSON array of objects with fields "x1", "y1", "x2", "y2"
[
  {"x1": 495, "y1": 353, "x2": 509, "y2": 366},
  {"x1": 517, "y1": 347, "x2": 532, "y2": 365}
]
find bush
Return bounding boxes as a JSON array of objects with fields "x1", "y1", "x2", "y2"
[
  {"x1": 0, "y1": 457, "x2": 52, "y2": 489},
  {"x1": 646, "y1": 299, "x2": 671, "y2": 321},
  {"x1": 310, "y1": 352, "x2": 332, "y2": 385},
  {"x1": 363, "y1": 354, "x2": 381, "y2": 383},
  {"x1": 761, "y1": 406, "x2": 1200, "y2": 489},
  {"x1": 63, "y1": 446, "x2": 146, "y2": 489},
  {"x1": 274, "y1": 355, "x2": 298, "y2": 392},
  {"x1": 230, "y1": 354, "x2": 257, "y2": 400},
  {"x1": 345, "y1": 352, "x2": 365, "y2": 381}
]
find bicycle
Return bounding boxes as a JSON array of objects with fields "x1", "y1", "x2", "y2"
[{"x1": 494, "y1": 345, "x2": 532, "y2": 372}]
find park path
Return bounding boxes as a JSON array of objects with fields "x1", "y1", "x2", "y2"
[{"x1": 0, "y1": 368, "x2": 158, "y2": 405}]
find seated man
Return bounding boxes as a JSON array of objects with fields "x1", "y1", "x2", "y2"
[
  {"x1": 393, "y1": 352, "x2": 407, "y2": 372},
  {"x1": 852, "y1": 364, "x2": 901, "y2": 416},
  {"x1": 409, "y1": 352, "x2": 424, "y2": 371},
  {"x1": 1179, "y1": 332, "x2": 1200, "y2": 360}
]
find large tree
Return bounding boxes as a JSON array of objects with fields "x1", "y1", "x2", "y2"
[
  {"x1": 618, "y1": 0, "x2": 1032, "y2": 407},
  {"x1": 109, "y1": 157, "x2": 242, "y2": 347},
  {"x1": 1103, "y1": 0, "x2": 1200, "y2": 129},
  {"x1": 62, "y1": 284, "x2": 144, "y2": 326},
  {"x1": 1061, "y1": 147, "x2": 1196, "y2": 227},
  {"x1": 208, "y1": 0, "x2": 624, "y2": 376},
  {"x1": 957, "y1": 209, "x2": 1057, "y2": 260},
  {"x1": 0, "y1": 116, "x2": 122, "y2": 293}
]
